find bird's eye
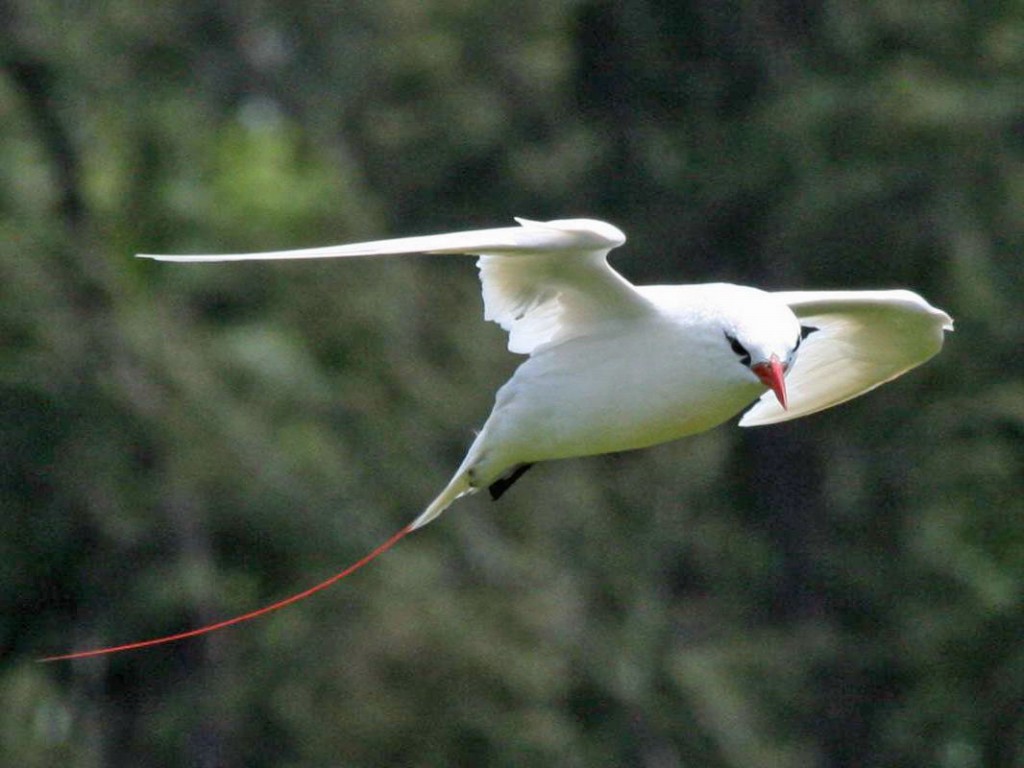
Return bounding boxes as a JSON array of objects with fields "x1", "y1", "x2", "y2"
[{"x1": 724, "y1": 333, "x2": 751, "y2": 366}]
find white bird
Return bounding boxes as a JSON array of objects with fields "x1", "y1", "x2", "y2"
[
  {"x1": 38, "y1": 217, "x2": 954, "y2": 661},
  {"x1": 140, "y1": 217, "x2": 952, "y2": 529}
]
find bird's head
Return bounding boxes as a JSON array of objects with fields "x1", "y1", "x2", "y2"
[{"x1": 720, "y1": 295, "x2": 812, "y2": 410}]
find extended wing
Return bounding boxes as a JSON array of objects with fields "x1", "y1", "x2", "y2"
[
  {"x1": 139, "y1": 218, "x2": 652, "y2": 355},
  {"x1": 739, "y1": 290, "x2": 953, "y2": 427}
]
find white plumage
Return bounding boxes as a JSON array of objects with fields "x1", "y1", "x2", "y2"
[{"x1": 140, "y1": 217, "x2": 953, "y2": 529}]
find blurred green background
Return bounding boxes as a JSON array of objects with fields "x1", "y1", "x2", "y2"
[{"x1": 2, "y1": 1, "x2": 1022, "y2": 766}]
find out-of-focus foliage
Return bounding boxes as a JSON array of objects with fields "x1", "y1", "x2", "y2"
[{"x1": 2, "y1": 1, "x2": 1022, "y2": 765}]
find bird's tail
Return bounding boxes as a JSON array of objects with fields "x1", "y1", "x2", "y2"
[
  {"x1": 408, "y1": 470, "x2": 475, "y2": 530},
  {"x1": 40, "y1": 471, "x2": 476, "y2": 661},
  {"x1": 40, "y1": 522, "x2": 415, "y2": 662}
]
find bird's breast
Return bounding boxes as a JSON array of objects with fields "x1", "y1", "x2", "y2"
[{"x1": 488, "y1": 322, "x2": 761, "y2": 463}]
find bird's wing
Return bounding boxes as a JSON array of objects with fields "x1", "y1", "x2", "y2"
[
  {"x1": 739, "y1": 290, "x2": 953, "y2": 427},
  {"x1": 138, "y1": 217, "x2": 652, "y2": 355}
]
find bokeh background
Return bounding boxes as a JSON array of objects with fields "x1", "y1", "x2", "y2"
[{"x1": 3, "y1": 2, "x2": 1023, "y2": 766}]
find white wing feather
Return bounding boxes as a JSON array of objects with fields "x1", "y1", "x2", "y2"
[
  {"x1": 739, "y1": 290, "x2": 953, "y2": 427},
  {"x1": 138, "y1": 218, "x2": 651, "y2": 356}
]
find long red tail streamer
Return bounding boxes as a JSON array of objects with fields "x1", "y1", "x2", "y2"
[{"x1": 40, "y1": 523, "x2": 414, "y2": 662}]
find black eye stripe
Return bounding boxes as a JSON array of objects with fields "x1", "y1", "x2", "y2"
[{"x1": 724, "y1": 332, "x2": 751, "y2": 366}]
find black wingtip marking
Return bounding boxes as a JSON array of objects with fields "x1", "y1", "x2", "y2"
[
  {"x1": 488, "y1": 463, "x2": 535, "y2": 500},
  {"x1": 795, "y1": 325, "x2": 818, "y2": 351}
]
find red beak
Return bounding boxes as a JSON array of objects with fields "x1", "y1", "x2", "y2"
[{"x1": 752, "y1": 355, "x2": 788, "y2": 410}]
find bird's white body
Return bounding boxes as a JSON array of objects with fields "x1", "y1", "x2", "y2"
[
  {"x1": 479, "y1": 285, "x2": 786, "y2": 466},
  {"x1": 140, "y1": 218, "x2": 952, "y2": 529}
]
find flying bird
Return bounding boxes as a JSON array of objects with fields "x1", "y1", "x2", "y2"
[{"x1": 44, "y1": 218, "x2": 952, "y2": 660}]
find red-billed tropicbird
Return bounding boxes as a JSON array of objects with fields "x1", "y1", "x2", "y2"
[{"x1": 44, "y1": 217, "x2": 952, "y2": 660}]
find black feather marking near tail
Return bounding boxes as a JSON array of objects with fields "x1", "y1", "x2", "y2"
[{"x1": 488, "y1": 463, "x2": 535, "y2": 500}]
